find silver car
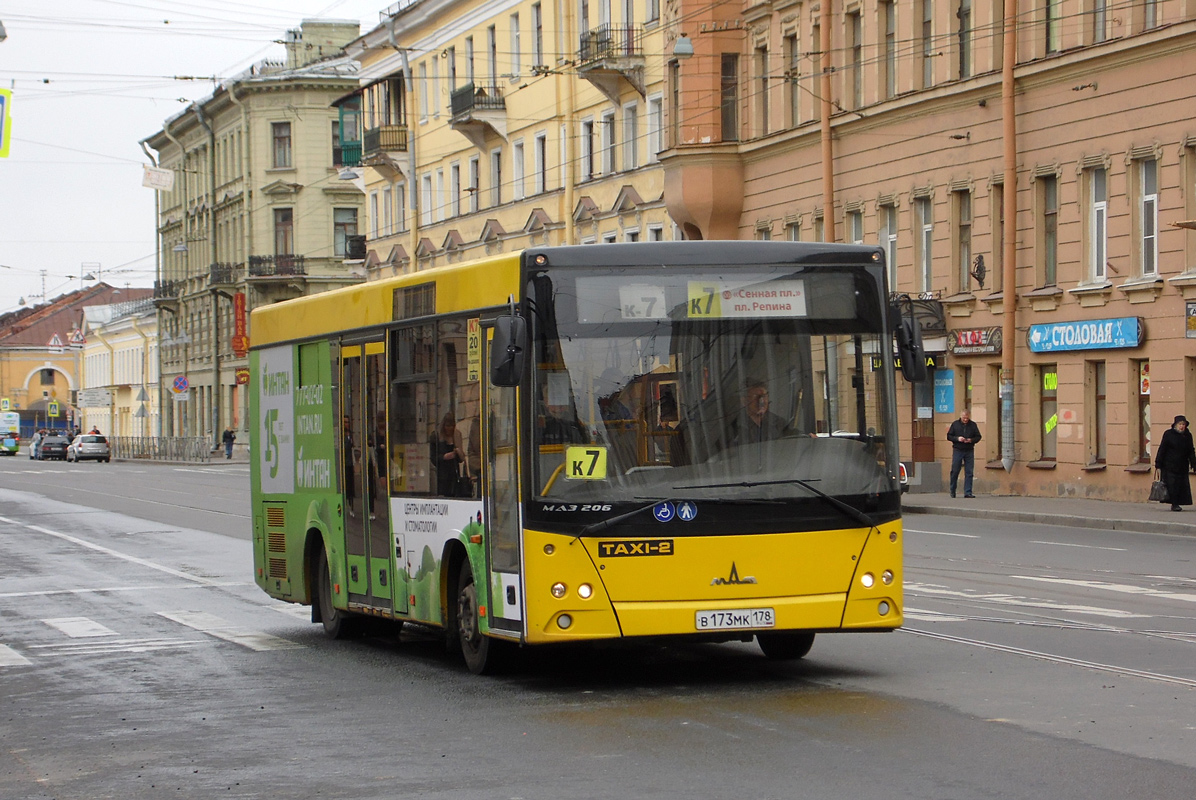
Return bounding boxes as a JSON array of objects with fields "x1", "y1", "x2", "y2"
[{"x1": 67, "y1": 434, "x2": 111, "y2": 463}]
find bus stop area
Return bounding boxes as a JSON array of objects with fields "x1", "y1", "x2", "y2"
[{"x1": 903, "y1": 491, "x2": 1196, "y2": 538}]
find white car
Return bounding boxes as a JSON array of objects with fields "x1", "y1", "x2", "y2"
[{"x1": 67, "y1": 434, "x2": 111, "y2": 463}]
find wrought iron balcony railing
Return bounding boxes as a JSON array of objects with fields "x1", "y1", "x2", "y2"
[
  {"x1": 207, "y1": 263, "x2": 243, "y2": 286},
  {"x1": 248, "y1": 254, "x2": 307, "y2": 277},
  {"x1": 362, "y1": 125, "x2": 408, "y2": 157},
  {"x1": 578, "y1": 24, "x2": 643, "y2": 62},
  {"x1": 450, "y1": 83, "x2": 505, "y2": 118},
  {"x1": 335, "y1": 140, "x2": 363, "y2": 167}
]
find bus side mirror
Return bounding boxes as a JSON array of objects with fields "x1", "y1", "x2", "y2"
[
  {"x1": 896, "y1": 317, "x2": 928, "y2": 383},
  {"x1": 490, "y1": 315, "x2": 527, "y2": 387}
]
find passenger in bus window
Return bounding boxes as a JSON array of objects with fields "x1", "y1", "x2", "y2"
[
  {"x1": 432, "y1": 413, "x2": 466, "y2": 496},
  {"x1": 342, "y1": 416, "x2": 357, "y2": 517},
  {"x1": 596, "y1": 367, "x2": 633, "y2": 421},
  {"x1": 541, "y1": 402, "x2": 589, "y2": 445}
]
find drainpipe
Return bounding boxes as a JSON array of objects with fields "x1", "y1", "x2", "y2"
[
  {"x1": 562, "y1": 3, "x2": 577, "y2": 243},
  {"x1": 1000, "y1": 0, "x2": 1018, "y2": 472},
  {"x1": 194, "y1": 103, "x2": 221, "y2": 448},
  {"x1": 140, "y1": 140, "x2": 164, "y2": 438},
  {"x1": 391, "y1": 24, "x2": 419, "y2": 272},
  {"x1": 819, "y1": 0, "x2": 835, "y2": 243}
]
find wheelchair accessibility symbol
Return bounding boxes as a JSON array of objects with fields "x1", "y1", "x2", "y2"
[{"x1": 653, "y1": 502, "x2": 675, "y2": 522}]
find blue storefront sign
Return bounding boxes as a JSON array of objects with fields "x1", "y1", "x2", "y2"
[
  {"x1": 1026, "y1": 317, "x2": 1144, "y2": 353},
  {"x1": 934, "y1": 370, "x2": 955, "y2": 414}
]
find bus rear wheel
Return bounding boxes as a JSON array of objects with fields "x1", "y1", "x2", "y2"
[
  {"x1": 757, "y1": 631, "x2": 815, "y2": 660},
  {"x1": 455, "y1": 561, "x2": 504, "y2": 674},
  {"x1": 316, "y1": 548, "x2": 360, "y2": 639}
]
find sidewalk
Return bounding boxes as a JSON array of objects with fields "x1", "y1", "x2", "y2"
[{"x1": 903, "y1": 491, "x2": 1196, "y2": 537}]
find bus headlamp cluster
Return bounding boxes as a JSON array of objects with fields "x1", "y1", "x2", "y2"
[
  {"x1": 861, "y1": 570, "x2": 896, "y2": 589},
  {"x1": 550, "y1": 582, "x2": 594, "y2": 599}
]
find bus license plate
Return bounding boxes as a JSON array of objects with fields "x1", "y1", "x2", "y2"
[{"x1": 695, "y1": 608, "x2": 775, "y2": 631}]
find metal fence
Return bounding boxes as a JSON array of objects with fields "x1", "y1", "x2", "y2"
[{"x1": 112, "y1": 436, "x2": 213, "y2": 463}]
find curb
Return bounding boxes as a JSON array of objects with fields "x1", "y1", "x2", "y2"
[{"x1": 902, "y1": 503, "x2": 1196, "y2": 537}]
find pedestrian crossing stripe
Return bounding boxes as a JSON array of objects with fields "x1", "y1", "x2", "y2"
[
  {"x1": 158, "y1": 611, "x2": 303, "y2": 651},
  {"x1": 0, "y1": 644, "x2": 31, "y2": 666}
]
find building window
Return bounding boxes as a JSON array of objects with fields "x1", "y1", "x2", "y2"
[
  {"x1": 880, "y1": 2, "x2": 896, "y2": 99},
  {"x1": 1037, "y1": 175, "x2": 1058, "y2": 287},
  {"x1": 756, "y1": 45, "x2": 770, "y2": 135},
  {"x1": 721, "y1": 54, "x2": 739, "y2": 142},
  {"x1": 668, "y1": 60, "x2": 681, "y2": 147},
  {"x1": 954, "y1": 190, "x2": 973, "y2": 293},
  {"x1": 848, "y1": 12, "x2": 863, "y2": 109},
  {"x1": 465, "y1": 36, "x2": 475, "y2": 84},
  {"x1": 532, "y1": 3, "x2": 544, "y2": 67},
  {"x1": 757, "y1": 226, "x2": 772, "y2": 241},
  {"x1": 1039, "y1": 364, "x2": 1058, "y2": 462},
  {"x1": 1092, "y1": 0, "x2": 1107, "y2": 43},
  {"x1": 382, "y1": 188, "x2": 392, "y2": 236},
  {"x1": 647, "y1": 95, "x2": 663, "y2": 161},
  {"x1": 1135, "y1": 359, "x2": 1151, "y2": 463},
  {"x1": 601, "y1": 110, "x2": 616, "y2": 173},
  {"x1": 487, "y1": 25, "x2": 497, "y2": 83},
  {"x1": 490, "y1": 148, "x2": 502, "y2": 207},
  {"x1": 916, "y1": 196, "x2": 933, "y2": 291},
  {"x1": 513, "y1": 140, "x2": 525, "y2": 201},
  {"x1": 468, "y1": 157, "x2": 480, "y2": 213},
  {"x1": 814, "y1": 214, "x2": 825, "y2": 242},
  {"x1": 447, "y1": 46, "x2": 456, "y2": 91},
  {"x1": 580, "y1": 118, "x2": 594, "y2": 180},
  {"x1": 956, "y1": 0, "x2": 972, "y2": 78},
  {"x1": 848, "y1": 210, "x2": 864, "y2": 244},
  {"x1": 420, "y1": 174, "x2": 433, "y2": 225},
  {"x1": 648, "y1": 225, "x2": 664, "y2": 241},
  {"x1": 369, "y1": 192, "x2": 379, "y2": 238},
  {"x1": 647, "y1": 0, "x2": 659, "y2": 23},
  {"x1": 623, "y1": 102, "x2": 638, "y2": 170},
  {"x1": 991, "y1": 183, "x2": 1004, "y2": 292},
  {"x1": 419, "y1": 62, "x2": 429, "y2": 119},
  {"x1": 784, "y1": 33, "x2": 800, "y2": 127},
  {"x1": 1045, "y1": 0, "x2": 1062, "y2": 54},
  {"x1": 625, "y1": 228, "x2": 640, "y2": 242},
  {"x1": 787, "y1": 220, "x2": 801, "y2": 241},
  {"x1": 331, "y1": 120, "x2": 342, "y2": 166},
  {"x1": 395, "y1": 183, "x2": 407, "y2": 232},
  {"x1": 1144, "y1": 0, "x2": 1158, "y2": 30},
  {"x1": 1139, "y1": 158, "x2": 1159, "y2": 276},
  {"x1": 1087, "y1": 360, "x2": 1107, "y2": 465},
  {"x1": 510, "y1": 13, "x2": 521, "y2": 77},
  {"x1": 1087, "y1": 167, "x2": 1107, "y2": 283},
  {"x1": 435, "y1": 170, "x2": 445, "y2": 221},
  {"x1": 450, "y1": 163, "x2": 461, "y2": 217},
  {"x1": 274, "y1": 208, "x2": 293, "y2": 254},
  {"x1": 271, "y1": 122, "x2": 292, "y2": 168},
  {"x1": 333, "y1": 208, "x2": 357, "y2": 257},
  {"x1": 880, "y1": 204, "x2": 898, "y2": 290},
  {"x1": 534, "y1": 134, "x2": 547, "y2": 194},
  {"x1": 40, "y1": 368, "x2": 55, "y2": 386},
  {"x1": 920, "y1": 0, "x2": 934, "y2": 89}
]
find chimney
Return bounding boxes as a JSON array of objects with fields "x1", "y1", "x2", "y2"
[{"x1": 285, "y1": 20, "x2": 361, "y2": 69}]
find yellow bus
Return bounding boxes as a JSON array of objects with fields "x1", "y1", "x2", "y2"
[{"x1": 250, "y1": 242, "x2": 924, "y2": 673}]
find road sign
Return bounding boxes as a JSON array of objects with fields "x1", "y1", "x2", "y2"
[
  {"x1": 78, "y1": 388, "x2": 112, "y2": 407},
  {"x1": 48, "y1": 401, "x2": 60, "y2": 418},
  {"x1": 172, "y1": 375, "x2": 189, "y2": 393}
]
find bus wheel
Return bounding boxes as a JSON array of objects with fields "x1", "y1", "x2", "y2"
[
  {"x1": 455, "y1": 561, "x2": 502, "y2": 674},
  {"x1": 757, "y1": 631, "x2": 815, "y2": 660},
  {"x1": 316, "y1": 549, "x2": 360, "y2": 639}
]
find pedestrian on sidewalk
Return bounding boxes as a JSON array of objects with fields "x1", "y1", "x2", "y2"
[
  {"x1": 1153, "y1": 415, "x2": 1196, "y2": 512},
  {"x1": 946, "y1": 408, "x2": 982, "y2": 499},
  {"x1": 222, "y1": 427, "x2": 236, "y2": 460}
]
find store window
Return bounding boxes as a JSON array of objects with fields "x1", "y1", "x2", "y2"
[{"x1": 1038, "y1": 364, "x2": 1058, "y2": 462}]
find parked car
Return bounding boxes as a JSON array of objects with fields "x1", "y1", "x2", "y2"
[
  {"x1": 38, "y1": 435, "x2": 71, "y2": 461},
  {"x1": 67, "y1": 434, "x2": 110, "y2": 463}
]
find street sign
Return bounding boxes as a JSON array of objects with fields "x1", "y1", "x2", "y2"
[
  {"x1": 78, "y1": 388, "x2": 112, "y2": 407},
  {"x1": 173, "y1": 389, "x2": 189, "y2": 402},
  {"x1": 172, "y1": 375, "x2": 190, "y2": 393},
  {"x1": 0, "y1": 398, "x2": 8, "y2": 411},
  {"x1": 48, "y1": 401, "x2": 60, "y2": 418}
]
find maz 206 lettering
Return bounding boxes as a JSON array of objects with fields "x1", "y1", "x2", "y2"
[{"x1": 540, "y1": 503, "x2": 613, "y2": 512}]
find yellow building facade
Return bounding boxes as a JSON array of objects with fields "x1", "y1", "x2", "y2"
[
  {"x1": 344, "y1": 0, "x2": 676, "y2": 274},
  {"x1": 79, "y1": 299, "x2": 159, "y2": 438}
]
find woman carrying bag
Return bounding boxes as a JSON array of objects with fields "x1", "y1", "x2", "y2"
[{"x1": 1154, "y1": 415, "x2": 1196, "y2": 512}]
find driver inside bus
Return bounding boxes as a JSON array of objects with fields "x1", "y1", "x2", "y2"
[{"x1": 731, "y1": 380, "x2": 789, "y2": 446}]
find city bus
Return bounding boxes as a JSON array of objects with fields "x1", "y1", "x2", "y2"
[
  {"x1": 250, "y1": 242, "x2": 925, "y2": 673},
  {"x1": 1, "y1": 411, "x2": 19, "y2": 455}
]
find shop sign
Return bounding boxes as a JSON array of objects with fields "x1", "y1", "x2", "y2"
[
  {"x1": 235, "y1": 368, "x2": 251, "y2": 385},
  {"x1": 934, "y1": 370, "x2": 955, "y2": 413},
  {"x1": 231, "y1": 292, "x2": 249, "y2": 357},
  {"x1": 947, "y1": 326, "x2": 1002, "y2": 355},
  {"x1": 872, "y1": 353, "x2": 945, "y2": 371},
  {"x1": 1027, "y1": 317, "x2": 1144, "y2": 353},
  {"x1": 1187, "y1": 301, "x2": 1196, "y2": 339}
]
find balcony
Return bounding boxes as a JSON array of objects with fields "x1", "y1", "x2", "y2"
[
  {"x1": 153, "y1": 279, "x2": 180, "y2": 313},
  {"x1": 334, "y1": 140, "x2": 362, "y2": 167},
  {"x1": 577, "y1": 24, "x2": 646, "y2": 103},
  {"x1": 248, "y1": 254, "x2": 307, "y2": 277},
  {"x1": 362, "y1": 125, "x2": 408, "y2": 158},
  {"x1": 207, "y1": 262, "x2": 243, "y2": 288},
  {"x1": 449, "y1": 83, "x2": 507, "y2": 148}
]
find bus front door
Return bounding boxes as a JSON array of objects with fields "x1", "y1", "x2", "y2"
[
  {"x1": 482, "y1": 328, "x2": 523, "y2": 636},
  {"x1": 340, "y1": 342, "x2": 393, "y2": 612}
]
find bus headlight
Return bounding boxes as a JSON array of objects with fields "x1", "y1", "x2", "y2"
[
  {"x1": 551, "y1": 582, "x2": 567, "y2": 598},
  {"x1": 881, "y1": 570, "x2": 894, "y2": 585},
  {"x1": 578, "y1": 583, "x2": 593, "y2": 599},
  {"x1": 861, "y1": 572, "x2": 875, "y2": 588}
]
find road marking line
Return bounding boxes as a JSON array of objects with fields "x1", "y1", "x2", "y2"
[
  {"x1": 1012, "y1": 575, "x2": 1196, "y2": 605},
  {"x1": 905, "y1": 528, "x2": 980, "y2": 538},
  {"x1": 904, "y1": 627, "x2": 1196, "y2": 689},
  {"x1": 0, "y1": 644, "x2": 31, "y2": 667},
  {"x1": 0, "y1": 583, "x2": 250, "y2": 599},
  {"x1": 907, "y1": 582, "x2": 1147, "y2": 618},
  {"x1": 1030, "y1": 540, "x2": 1127, "y2": 551},
  {"x1": 903, "y1": 607, "x2": 969, "y2": 622},
  {"x1": 43, "y1": 617, "x2": 117, "y2": 638},
  {"x1": 0, "y1": 515, "x2": 224, "y2": 586},
  {"x1": 159, "y1": 611, "x2": 303, "y2": 652}
]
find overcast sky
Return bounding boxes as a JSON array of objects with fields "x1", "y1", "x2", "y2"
[{"x1": 0, "y1": 0, "x2": 383, "y2": 315}]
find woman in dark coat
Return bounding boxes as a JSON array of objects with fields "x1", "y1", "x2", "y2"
[{"x1": 1154, "y1": 415, "x2": 1196, "y2": 511}]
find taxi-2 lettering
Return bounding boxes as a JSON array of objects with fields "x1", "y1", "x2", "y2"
[{"x1": 598, "y1": 539, "x2": 674, "y2": 557}]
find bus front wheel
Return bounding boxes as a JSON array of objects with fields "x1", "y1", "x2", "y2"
[
  {"x1": 757, "y1": 631, "x2": 815, "y2": 660},
  {"x1": 455, "y1": 561, "x2": 504, "y2": 674},
  {"x1": 316, "y1": 549, "x2": 360, "y2": 639}
]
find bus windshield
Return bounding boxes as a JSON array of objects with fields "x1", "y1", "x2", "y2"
[{"x1": 530, "y1": 264, "x2": 897, "y2": 506}]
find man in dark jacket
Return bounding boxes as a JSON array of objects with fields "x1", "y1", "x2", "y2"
[
  {"x1": 1154, "y1": 414, "x2": 1196, "y2": 512},
  {"x1": 946, "y1": 409, "x2": 982, "y2": 498}
]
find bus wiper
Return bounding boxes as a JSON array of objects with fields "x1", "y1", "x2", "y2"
[
  {"x1": 577, "y1": 500, "x2": 667, "y2": 537},
  {"x1": 676, "y1": 478, "x2": 878, "y2": 530}
]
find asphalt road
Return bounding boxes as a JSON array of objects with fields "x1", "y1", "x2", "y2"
[{"x1": 1, "y1": 457, "x2": 1194, "y2": 799}]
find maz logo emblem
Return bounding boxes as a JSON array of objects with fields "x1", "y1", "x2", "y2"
[{"x1": 711, "y1": 562, "x2": 757, "y2": 586}]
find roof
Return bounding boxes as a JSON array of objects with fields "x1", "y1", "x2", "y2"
[{"x1": 0, "y1": 285, "x2": 153, "y2": 349}]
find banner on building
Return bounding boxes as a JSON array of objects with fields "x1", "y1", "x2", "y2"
[
  {"x1": 947, "y1": 326, "x2": 1002, "y2": 355},
  {"x1": 232, "y1": 292, "x2": 249, "y2": 357},
  {"x1": 141, "y1": 165, "x2": 175, "y2": 191}
]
